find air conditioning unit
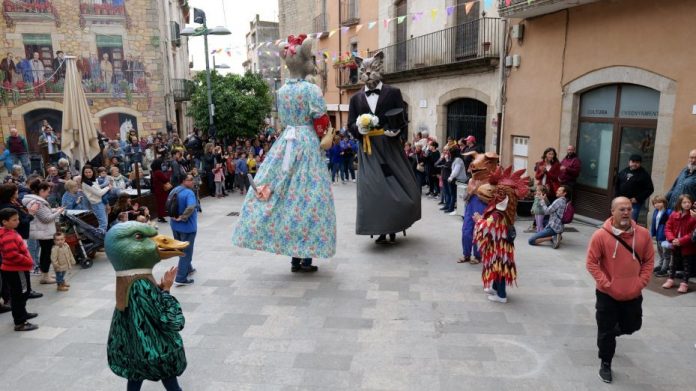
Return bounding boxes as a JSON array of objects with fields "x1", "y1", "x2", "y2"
[
  {"x1": 170, "y1": 21, "x2": 181, "y2": 47},
  {"x1": 511, "y1": 24, "x2": 524, "y2": 40}
]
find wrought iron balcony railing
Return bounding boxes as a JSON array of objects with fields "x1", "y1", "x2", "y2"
[
  {"x1": 499, "y1": 0, "x2": 600, "y2": 19},
  {"x1": 172, "y1": 78, "x2": 195, "y2": 102},
  {"x1": 373, "y1": 17, "x2": 500, "y2": 77},
  {"x1": 2, "y1": 0, "x2": 60, "y2": 27},
  {"x1": 79, "y1": 0, "x2": 126, "y2": 16},
  {"x1": 335, "y1": 65, "x2": 362, "y2": 90},
  {"x1": 340, "y1": 0, "x2": 359, "y2": 26},
  {"x1": 313, "y1": 12, "x2": 327, "y2": 33}
]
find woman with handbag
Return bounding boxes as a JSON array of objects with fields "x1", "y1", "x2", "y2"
[{"x1": 150, "y1": 159, "x2": 172, "y2": 223}]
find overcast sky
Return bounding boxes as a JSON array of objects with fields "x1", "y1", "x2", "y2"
[{"x1": 187, "y1": 0, "x2": 279, "y2": 74}]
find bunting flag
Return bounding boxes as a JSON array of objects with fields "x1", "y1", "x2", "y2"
[
  {"x1": 465, "y1": 1, "x2": 474, "y2": 14},
  {"x1": 206, "y1": 0, "x2": 514, "y2": 57}
]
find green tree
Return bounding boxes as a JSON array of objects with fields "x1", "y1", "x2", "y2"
[{"x1": 188, "y1": 71, "x2": 272, "y2": 139}]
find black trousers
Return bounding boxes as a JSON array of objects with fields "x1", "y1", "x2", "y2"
[
  {"x1": 669, "y1": 248, "x2": 693, "y2": 283},
  {"x1": 0, "y1": 270, "x2": 30, "y2": 325},
  {"x1": 595, "y1": 290, "x2": 643, "y2": 362},
  {"x1": 38, "y1": 239, "x2": 53, "y2": 273}
]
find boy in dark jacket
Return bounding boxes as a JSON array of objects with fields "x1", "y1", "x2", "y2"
[{"x1": 0, "y1": 208, "x2": 38, "y2": 331}]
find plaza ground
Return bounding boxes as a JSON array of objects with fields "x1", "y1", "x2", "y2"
[{"x1": 0, "y1": 184, "x2": 694, "y2": 390}]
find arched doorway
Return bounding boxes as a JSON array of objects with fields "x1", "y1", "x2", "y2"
[
  {"x1": 23, "y1": 109, "x2": 62, "y2": 154},
  {"x1": 99, "y1": 113, "x2": 139, "y2": 141},
  {"x1": 446, "y1": 98, "x2": 486, "y2": 144},
  {"x1": 575, "y1": 84, "x2": 659, "y2": 222}
]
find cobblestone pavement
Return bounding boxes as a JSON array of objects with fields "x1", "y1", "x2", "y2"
[{"x1": 1, "y1": 184, "x2": 694, "y2": 390}]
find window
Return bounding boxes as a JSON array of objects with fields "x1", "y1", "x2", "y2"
[
  {"x1": 511, "y1": 136, "x2": 529, "y2": 172},
  {"x1": 96, "y1": 35, "x2": 124, "y2": 84},
  {"x1": 23, "y1": 33, "x2": 54, "y2": 78}
]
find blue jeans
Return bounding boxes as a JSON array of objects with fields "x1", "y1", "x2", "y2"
[
  {"x1": 11, "y1": 154, "x2": 31, "y2": 176},
  {"x1": 442, "y1": 179, "x2": 452, "y2": 207},
  {"x1": 173, "y1": 230, "x2": 196, "y2": 282},
  {"x1": 330, "y1": 162, "x2": 343, "y2": 182},
  {"x1": 341, "y1": 156, "x2": 355, "y2": 180},
  {"x1": 127, "y1": 377, "x2": 181, "y2": 391},
  {"x1": 492, "y1": 279, "x2": 506, "y2": 299},
  {"x1": 27, "y1": 239, "x2": 40, "y2": 268},
  {"x1": 528, "y1": 226, "x2": 557, "y2": 245},
  {"x1": 462, "y1": 195, "x2": 485, "y2": 259},
  {"x1": 90, "y1": 202, "x2": 108, "y2": 233},
  {"x1": 55, "y1": 271, "x2": 65, "y2": 284},
  {"x1": 631, "y1": 202, "x2": 641, "y2": 222},
  {"x1": 445, "y1": 181, "x2": 457, "y2": 211}
]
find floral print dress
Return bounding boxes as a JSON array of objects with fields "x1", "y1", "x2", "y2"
[{"x1": 232, "y1": 79, "x2": 336, "y2": 259}]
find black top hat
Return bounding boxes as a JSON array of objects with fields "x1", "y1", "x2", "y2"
[{"x1": 384, "y1": 108, "x2": 407, "y2": 131}]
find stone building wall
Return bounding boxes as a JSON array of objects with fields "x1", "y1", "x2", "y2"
[{"x1": 0, "y1": 0, "x2": 182, "y2": 144}]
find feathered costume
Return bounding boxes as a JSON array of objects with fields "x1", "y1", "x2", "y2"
[{"x1": 474, "y1": 167, "x2": 529, "y2": 288}]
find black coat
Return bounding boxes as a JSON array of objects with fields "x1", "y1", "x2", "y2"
[
  {"x1": 614, "y1": 166, "x2": 654, "y2": 204},
  {"x1": 347, "y1": 84, "x2": 407, "y2": 141}
]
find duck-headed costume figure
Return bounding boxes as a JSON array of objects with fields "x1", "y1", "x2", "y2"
[
  {"x1": 105, "y1": 222, "x2": 190, "y2": 389},
  {"x1": 473, "y1": 166, "x2": 529, "y2": 303}
]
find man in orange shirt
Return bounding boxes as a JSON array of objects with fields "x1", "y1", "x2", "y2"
[{"x1": 586, "y1": 197, "x2": 654, "y2": 383}]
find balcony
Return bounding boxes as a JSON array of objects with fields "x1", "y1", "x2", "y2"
[
  {"x1": 313, "y1": 12, "x2": 327, "y2": 34},
  {"x1": 79, "y1": 0, "x2": 129, "y2": 28},
  {"x1": 2, "y1": 0, "x2": 61, "y2": 27},
  {"x1": 340, "y1": 0, "x2": 359, "y2": 26},
  {"x1": 171, "y1": 79, "x2": 195, "y2": 102},
  {"x1": 499, "y1": 0, "x2": 600, "y2": 19},
  {"x1": 374, "y1": 17, "x2": 501, "y2": 83},
  {"x1": 335, "y1": 64, "x2": 362, "y2": 90}
]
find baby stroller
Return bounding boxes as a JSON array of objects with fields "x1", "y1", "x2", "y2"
[{"x1": 59, "y1": 210, "x2": 105, "y2": 269}]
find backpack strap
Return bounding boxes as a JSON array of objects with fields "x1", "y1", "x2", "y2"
[{"x1": 602, "y1": 227, "x2": 644, "y2": 264}]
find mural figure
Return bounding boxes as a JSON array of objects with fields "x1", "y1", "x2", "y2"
[
  {"x1": 101, "y1": 53, "x2": 114, "y2": 91},
  {"x1": 89, "y1": 53, "x2": 101, "y2": 82},
  {"x1": 77, "y1": 54, "x2": 91, "y2": 81},
  {"x1": 53, "y1": 50, "x2": 66, "y2": 82},
  {"x1": 119, "y1": 119, "x2": 134, "y2": 142},
  {"x1": 17, "y1": 55, "x2": 33, "y2": 85},
  {"x1": 30, "y1": 52, "x2": 45, "y2": 96},
  {"x1": 0, "y1": 52, "x2": 16, "y2": 84}
]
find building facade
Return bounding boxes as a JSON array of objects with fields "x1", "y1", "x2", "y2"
[
  {"x1": 498, "y1": 0, "x2": 696, "y2": 220},
  {"x1": 376, "y1": 0, "x2": 503, "y2": 148},
  {"x1": 0, "y1": 0, "x2": 192, "y2": 157},
  {"x1": 243, "y1": 14, "x2": 280, "y2": 123}
]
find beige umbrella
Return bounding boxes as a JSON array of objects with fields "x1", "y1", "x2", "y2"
[{"x1": 61, "y1": 56, "x2": 100, "y2": 166}]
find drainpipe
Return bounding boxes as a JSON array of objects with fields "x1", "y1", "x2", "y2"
[
  {"x1": 496, "y1": 18, "x2": 508, "y2": 158},
  {"x1": 337, "y1": 1, "x2": 343, "y2": 129}
]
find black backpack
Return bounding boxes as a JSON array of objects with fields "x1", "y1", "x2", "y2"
[{"x1": 165, "y1": 187, "x2": 183, "y2": 218}]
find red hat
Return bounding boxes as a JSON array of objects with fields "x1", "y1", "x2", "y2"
[{"x1": 465, "y1": 135, "x2": 476, "y2": 143}]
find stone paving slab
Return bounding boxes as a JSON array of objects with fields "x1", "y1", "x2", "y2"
[{"x1": 1, "y1": 183, "x2": 695, "y2": 390}]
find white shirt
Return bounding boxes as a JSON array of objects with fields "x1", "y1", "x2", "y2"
[{"x1": 364, "y1": 82, "x2": 383, "y2": 114}]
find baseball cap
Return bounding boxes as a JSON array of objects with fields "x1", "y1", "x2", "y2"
[
  {"x1": 629, "y1": 154, "x2": 642, "y2": 162},
  {"x1": 465, "y1": 135, "x2": 476, "y2": 143}
]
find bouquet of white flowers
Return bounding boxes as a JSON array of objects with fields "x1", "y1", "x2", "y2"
[{"x1": 356, "y1": 113, "x2": 380, "y2": 135}]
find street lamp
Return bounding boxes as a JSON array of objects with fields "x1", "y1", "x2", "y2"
[{"x1": 180, "y1": 9, "x2": 231, "y2": 139}]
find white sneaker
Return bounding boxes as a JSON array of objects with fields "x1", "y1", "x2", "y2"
[
  {"x1": 352, "y1": 179, "x2": 356, "y2": 183},
  {"x1": 483, "y1": 287, "x2": 497, "y2": 295},
  {"x1": 487, "y1": 295, "x2": 507, "y2": 303},
  {"x1": 448, "y1": 211, "x2": 457, "y2": 216}
]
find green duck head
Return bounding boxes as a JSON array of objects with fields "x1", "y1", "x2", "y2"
[{"x1": 105, "y1": 222, "x2": 189, "y2": 272}]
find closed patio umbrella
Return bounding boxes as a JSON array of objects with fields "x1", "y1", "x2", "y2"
[{"x1": 61, "y1": 56, "x2": 100, "y2": 167}]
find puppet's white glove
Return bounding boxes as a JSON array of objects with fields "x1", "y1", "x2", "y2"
[
  {"x1": 384, "y1": 129, "x2": 401, "y2": 138},
  {"x1": 357, "y1": 125, "x2": 370, "y2": 135}
]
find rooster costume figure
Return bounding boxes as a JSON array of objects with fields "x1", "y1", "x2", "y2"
[{"x1": 473, "y1": 166, "x2": 529, "y2": 303}]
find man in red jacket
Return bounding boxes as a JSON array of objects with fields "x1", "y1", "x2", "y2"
[
  {"x1": 586, "y1": 197, "x2": 654, "y2": 384},
  {"x1": 0, "y1": 208, "x2": 38, "y2": 331}
]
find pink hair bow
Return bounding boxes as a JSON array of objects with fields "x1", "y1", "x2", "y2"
[{"x1": 284, "y1": 34, "x2": 307, "y2": 57}]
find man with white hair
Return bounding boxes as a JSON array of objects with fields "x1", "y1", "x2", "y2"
[{"x1": 665, "y1": 148, "x2": 696, "y2": 209}]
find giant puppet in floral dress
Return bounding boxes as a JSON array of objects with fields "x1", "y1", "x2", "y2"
[{"x1": 232, "y1": 35, "x2": 336, "y2": 273}]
